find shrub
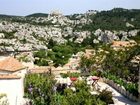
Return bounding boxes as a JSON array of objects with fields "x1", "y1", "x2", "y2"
[
  {"x1": 98, "y1": 88, "x2": 114, "y2": 104},
  {"x1": 0, "y1": 94, "x2": 9, "y2": 105},
  {"x1": 60, "y1": 73, "x2": 69, "y2": 78},
  {"x1": 24, "y1": 74, "x2": 56, "y2": 105},
  {"x1": 90, "y1": 70, "x2": 98, "y2": 76},
  {"x1": 60, "y1": 72, "x2": 80, "y2": 78},
  {"x1": 54, "y1": 80, "x2": 107, "y2": 105},
  {"x1": 24, "y1": 74, "x2": 113, "y2": 105}
]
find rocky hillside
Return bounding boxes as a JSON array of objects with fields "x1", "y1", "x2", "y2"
[{"x1": 0, "y1": 8, "x2": 140, "y2": 52}]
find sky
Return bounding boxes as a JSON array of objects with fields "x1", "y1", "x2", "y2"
[{"x1": 0, "y1": 0, "x2": 140, "y2": 16}]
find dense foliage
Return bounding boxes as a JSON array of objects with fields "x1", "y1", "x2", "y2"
[
  {"x1": 80, "y1": 44, "x2": 140, "y2": 97},
  {"x1": 34, "y1": 39, "x2": 89, "y2": 67},
  {"x1": 51, "y1": 80, "x2": 113, "y2": 105},
  {"x1": 34, "y1": 44, "x2": 74, "y2": 67},
  {"x1": 60, "y1": 72, "x2": 80, "y2": 78},
  {"x1": 130, "y1": 31, "x2": 140, "y2": 44},
  {"x1": 24, "y1": 74, "x2": 113, "y2": 105},
  {"x1": 24, "y1": 74, "x2": 56, "y2": 105},
  {"x1": 103, "y1": 45, "x2": 140, "y2": 82},
  {"x1": 26, "y1": 13, "x2": 49, "y2": 17}
]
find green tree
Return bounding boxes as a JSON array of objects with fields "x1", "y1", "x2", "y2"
[{"x1": 48, "y1": 39, "x2": 57, "y2": 49}]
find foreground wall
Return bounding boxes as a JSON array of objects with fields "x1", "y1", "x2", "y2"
[{"x1": 0, "y1": 78, "x2": 24, "y2": 105}]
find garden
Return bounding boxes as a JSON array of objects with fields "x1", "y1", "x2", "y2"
[
  {"x1": 24, "y1": 73, "x2": 114, "y2": 105},
  {"x1": 79, "y1": 45, "x2": 140, "y2": 100}
]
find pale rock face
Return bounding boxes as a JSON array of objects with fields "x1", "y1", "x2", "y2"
[
  {"x1": 63, "y1": 27, "x2": 73, "y2": 36},
  {"x1": 93, "y1": 39, "x2": 99, "y2": 44},
  {"x1": 0, "y1": 11, "x2": 139, "y2": 52},
  {"x1": 94, "y1": 29, "x2": 102, "y2": 36},
  {"x1": 74, "y1": 31, "x2": 90, "y2": 39},
  {"x1": 121, "y1": 35, "x2": 129, "y2": 41},
  {"x1": 100, "y1": 34, "x2": 110, "y2": 43},
  {"x1": 17, "y1": 44, "x2": 31, "y2": 51},
  {"x1": 73, "y1": 31, "x2": 91, "y2": 43},
  {"x1": 80, "y1": 18, "x2": 87, "y2": 24},
  {"x1": 69, "y1": 38, "x2": 73, "y2": 42},
  {"x1": 126, "y1": 22, "x2": 134, "y2": 27},
  {"x1": 119, "y1": 31, "x2": 127, "y2": 36},
  {"x1": 4, "y1": 46, "x2": 14, "y2": 52},
  {"x1": 74, "y1": 38, "x2": 84, "y2": 43},
  {"x1": 128, "y1": 30, "x2": 139, "y2": 37},
  {"x1": 0, "y1": 33, "x2": 5, "y2": 38},
  {"x1": 94, "y1": 29, "x2": 137, "y2": 43},
  {"x1": 53, "y1": 38, "x2": 67, "y2": 44},
  {"x1": 34, "y1": 44, "x2": 48, "y2": 50},
  {"x1": 113, "y1": 34, "x2": 119, "y2": 40},
  {"x1": 98, "y1": 35, "x2": 102, "y2": 41},
  {"x1": 106, "y1": 31, "x2": 120, "y2": 42}
]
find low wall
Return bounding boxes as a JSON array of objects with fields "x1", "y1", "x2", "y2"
[
  {"x1": 103, "y1": 78, "x2": 138, "y2": 102},
  {"x1": 52, "y1": 69, "x2": 80, "y2": 75}
]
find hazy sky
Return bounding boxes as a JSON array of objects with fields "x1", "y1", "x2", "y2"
[{"x1": 0, "y1": 0, "x2": 140, "y2": 16}]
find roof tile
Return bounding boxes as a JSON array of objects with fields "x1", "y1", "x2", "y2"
[{"x1": 0, "y1": 57, "x2": 25, "y2": 71}]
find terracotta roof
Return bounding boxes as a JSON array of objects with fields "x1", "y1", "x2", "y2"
[
  {"x1": 112, "y1": 41, "x2": 129, "y2": 47},
  {"x1": 0, "y1": 74, "x2": 21, "y2": 79},
  {"x1": 112, "y1": 41, "x2": 136, "y2": 48},
  {"x1": 0, "y1": 57, "x2": 25, "y2": 72}
]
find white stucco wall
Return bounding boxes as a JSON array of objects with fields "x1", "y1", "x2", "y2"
[{"x1": 0, "y1": 78, "x2": 24, "y2": 105}]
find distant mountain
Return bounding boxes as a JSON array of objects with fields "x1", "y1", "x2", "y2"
[
  {"x1": 1, "y1": 8, "x2": 140, "y2": 31},
  {"x1": 26, "y1": 13, "x2": 49, "y2": 17},
  {"x1": 82, "y1": 8, "x2": 140, "y2": 31},
  {"x1": 0, "y1": 14, "x2": 19, "y2": 18},
  {"x1": 0, "y1": 8, "x2": 139, "y2": 53}
]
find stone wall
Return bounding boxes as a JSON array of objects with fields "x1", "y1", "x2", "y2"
[{"x1": 103, "y1": 78, "x2": 138, "y2": 102}]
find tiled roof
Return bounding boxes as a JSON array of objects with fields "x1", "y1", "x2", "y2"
[
  {"x1": 0, "y1": 57, "x2": 25, "y2": 72},
  {"x1": 0, "y1": 74, "x2": 21, "y2": 79},
  {"x1": 112, "y1": 41, "x2": 130, "y2": 47},
  {"x1": 112, "y1": 40, "x2": 136, "y2": 47}
]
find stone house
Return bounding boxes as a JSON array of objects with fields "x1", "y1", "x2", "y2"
[
  {"x1": 0, "y1": 57, "x2": 27, "y2": 75},
  {"x1": 0, "y1": 57, "x2": 27, "y2": 105}
]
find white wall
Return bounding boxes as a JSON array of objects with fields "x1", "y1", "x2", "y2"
[{"x1": 0, "y1": 78, "x2": 24, "y2": 105}]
